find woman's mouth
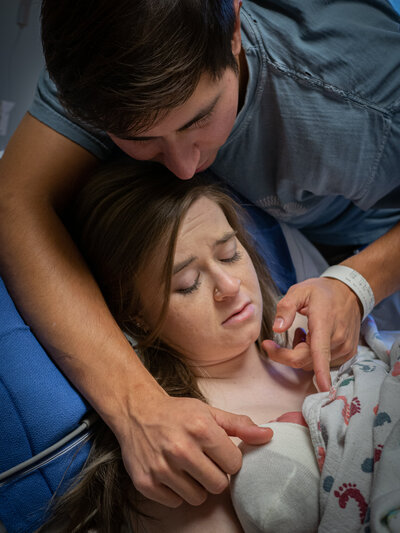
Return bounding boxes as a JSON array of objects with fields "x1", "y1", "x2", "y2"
[{"x1": 222, "y1": 302, "x2": 255, "y2": 327}]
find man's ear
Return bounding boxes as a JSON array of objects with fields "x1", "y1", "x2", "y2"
[{"x1": 231, "y1": 0, "x2": 243, "y2": 57}]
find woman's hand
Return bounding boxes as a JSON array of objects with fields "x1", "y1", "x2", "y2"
[
  {"x1": 115, "y1": 393, "x2": 273, "y2": 507},
  {"x1": 262, "y1": 277, "x2": 362, "y2": 391}
]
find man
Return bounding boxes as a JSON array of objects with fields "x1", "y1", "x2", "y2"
[{"x1": 0, "y1": 0, "x2": 399, "y2": 509}]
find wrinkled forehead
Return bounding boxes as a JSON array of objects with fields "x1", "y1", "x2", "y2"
[
  {"x1": 176, "y1": 197, "x2": 231, "y2": 252},
  {"x1": 138, "y1": 195, "x2": 231, "y2": 289}
]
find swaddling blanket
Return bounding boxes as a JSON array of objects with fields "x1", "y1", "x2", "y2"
[{"x1": 303, "y1": 317, "x2": 400, "y2": 532}]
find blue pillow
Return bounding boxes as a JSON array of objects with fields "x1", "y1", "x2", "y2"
[{"x1": 0, "y1": 278, "x2": 91, "y2": 533}]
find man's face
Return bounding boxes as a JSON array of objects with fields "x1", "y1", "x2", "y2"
[{"x1": 108, "y1": 69, "x2": 240, "y2": 180}]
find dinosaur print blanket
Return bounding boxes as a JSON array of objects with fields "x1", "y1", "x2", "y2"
[{"x1": 303, "y1": 317, "x2": 400, "y2": 532}]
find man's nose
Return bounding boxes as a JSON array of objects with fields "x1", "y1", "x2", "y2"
[{"x1": 162, "y1": 139, "x2": 201, "y2": 180}]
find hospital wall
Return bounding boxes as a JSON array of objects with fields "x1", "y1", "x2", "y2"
[{"x1": 0, "y1": 0, "x2": 44, "y2": 155}]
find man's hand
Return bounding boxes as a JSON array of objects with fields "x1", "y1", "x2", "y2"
[
  {"x1": 115, "y1": 394, "x2": 273, "y2": 508},
  {"x1": 262, "y1": 277, "x2": 362, "y2": 392}
]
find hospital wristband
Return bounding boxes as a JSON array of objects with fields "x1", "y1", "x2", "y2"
[{"x1": 320, "y1": 265, "x2": 375, "y2": 322}]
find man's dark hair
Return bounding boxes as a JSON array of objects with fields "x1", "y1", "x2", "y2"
[{"x1": 41, "y1": 0, "x2": 237, "y2": 136}]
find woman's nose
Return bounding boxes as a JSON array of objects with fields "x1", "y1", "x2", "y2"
[{"x1": 213, "y1": 274, "x2": 241, "y2": 301}]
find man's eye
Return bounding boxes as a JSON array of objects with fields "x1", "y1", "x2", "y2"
[
  {"x1": 129, "y1": 138, "x2": 154, "y2": 145},
  {"x1": 220, "y1": 251, "x2": 242, "y2": 263},
  {"x1": 191, "y1": 116, "x2": 210, "y2": 128},
  {"x1": 177, "y1": 274, "x2": 201, "y2": 295},
  {"x1": 189, "y1": 108, "x2": 215, "y2": 130}
]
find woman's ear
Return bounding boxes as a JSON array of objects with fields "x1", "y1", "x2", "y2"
[{"x1": 231, "y1": 0, "x2": 243, "y2": 57}]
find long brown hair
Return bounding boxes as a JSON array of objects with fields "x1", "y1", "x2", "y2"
[{"x1": 39, "y1": 160, "x2": 281, "y2": 532}]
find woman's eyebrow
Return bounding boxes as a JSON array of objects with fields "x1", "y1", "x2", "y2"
[
  {"x1": 173, "y1": 232, "x2": 236, "y2": 274},
  {"x1": 215, "y1": 231, "x2": 237, "y2": 246},
  {"x1": 173, "y1": 256, "x2": 197, "y2": 275}
]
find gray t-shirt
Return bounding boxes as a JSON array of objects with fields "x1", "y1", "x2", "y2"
[{"x1": 29, "y1": 0, "x2": 400, "y2": 245}]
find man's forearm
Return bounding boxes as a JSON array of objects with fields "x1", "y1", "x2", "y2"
[
  {"x1": 0, "y1": 114, "x2": 164, "y2": 431},
  {"x1": 0, "y1": 115, "x2": 273, "y2": 507},
  {"x1": 0, "y1": 192, "x2": 164, "y2": 427},
  {"x1": 341, "y1": 221, "x2": 400, "y2": 306}
]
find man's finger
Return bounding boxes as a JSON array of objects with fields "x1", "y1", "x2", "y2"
[
  {"x1": 212, "y1": 408, "x2": 273, "y2": 446},
  {"x1": 261, "y1": 339, "x2": 312, "y2": 368},
  {"x1": 136, "y1": 479, "x2": 184, "y2": 508},
  {"x1": 158, "y1": 468, "x2": 210, "y2": 505},
  {"x1": 273, "y1": 298, "x2": 298, "y2": 332},
  {"x1": 308, "y1": 318, "x2": 332, "y2": 392},
  {"x1": 176, "y1": 451, "x2": 231, "y2": 496}
]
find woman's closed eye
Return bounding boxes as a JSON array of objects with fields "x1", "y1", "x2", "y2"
[
  {"x1": 175, "y1": 251, "x2": 242, "y2": 295},
  {"x1": 220, "y1": 250, "x2": 242, "y2": 263},
  {"x1": 177, "y1": 273, "x2": 201, "y2": 295}
]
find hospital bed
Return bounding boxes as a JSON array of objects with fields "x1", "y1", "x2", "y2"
[{"x1": 1, "y1": 214, "x2": 399, "y2": 532}]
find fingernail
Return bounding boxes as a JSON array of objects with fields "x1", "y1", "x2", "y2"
[
  {"x1": 273, "y1": 318, "x2": 284, "y2": 330},
  {"x1": 258, "y1": 426, "x2": 274, "y2": 436}
]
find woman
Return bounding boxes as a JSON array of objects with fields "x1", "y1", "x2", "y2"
[
  {"x1": 40, "y1": 161, "x2": 399, "y2": 533},
  {"x1": 35, "y1": 160, "x2": 315, "y2": 532}
]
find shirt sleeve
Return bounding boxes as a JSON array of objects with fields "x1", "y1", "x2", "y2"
[{"x1": 28, "y1": 69, "x2": 115, "y2": 160}]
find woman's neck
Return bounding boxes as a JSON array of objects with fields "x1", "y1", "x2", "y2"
[{"x1": 189, "y1": 342, "x2": 262, "y2": 380}]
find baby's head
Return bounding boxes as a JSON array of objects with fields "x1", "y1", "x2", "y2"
[{"x1": 73, "y1": 160, "x2": 279, "y2": 393}]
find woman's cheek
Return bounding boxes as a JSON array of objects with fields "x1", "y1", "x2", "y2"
[{"x1": 166, "y1": 301, "x2": 203, "y2": 336}]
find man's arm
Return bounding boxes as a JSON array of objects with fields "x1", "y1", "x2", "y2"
[
  {"x1": 263, "y1": 222, "x2": 400, "y2": 391},
  {"x1": 0, "y1": 114, "x2": 271, "y2": 506}
]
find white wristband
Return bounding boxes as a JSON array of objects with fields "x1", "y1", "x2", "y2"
[{"x1": 320, "y1": 265, "x2": 375, "y2": 321}]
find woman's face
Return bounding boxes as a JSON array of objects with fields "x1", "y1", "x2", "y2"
[{"x1": 138, "y1": 197, "x2": 263, "y2": 367}]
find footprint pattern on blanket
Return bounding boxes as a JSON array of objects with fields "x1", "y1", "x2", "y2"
[
  {"x1": 323, "y1": 475, "x2": 334, "y2": 492},
  {"x1": 336, "y1": 396, "x2": 361, "y2": 425},
  {"x1": 374, "y1": 411, "x2": 391, "y2": 427},
  {"x1": 334, "y1": 483, "x2": 368, "y2": 524},
  {"x1": 354, "y1": 362, "x2": 376, "y2": 372},
  {"x1": 374, "y1": 444, "x2": 384, "y2": 463},
  {"x1": 339, "y1": 377, "x2": 355, "y2": 388},
  {"x1": 317, "y1": 446, "x2": 326, "y2": 471},
  {"x1": 319, "y1": 422, "x2": 329, "y2": 446},
  {"x1": 392, "y1": 361, "x2": 400, "y2": 377},
  {"x1": 361, "y1": 445, "x2": 384, "y2": 473}
]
